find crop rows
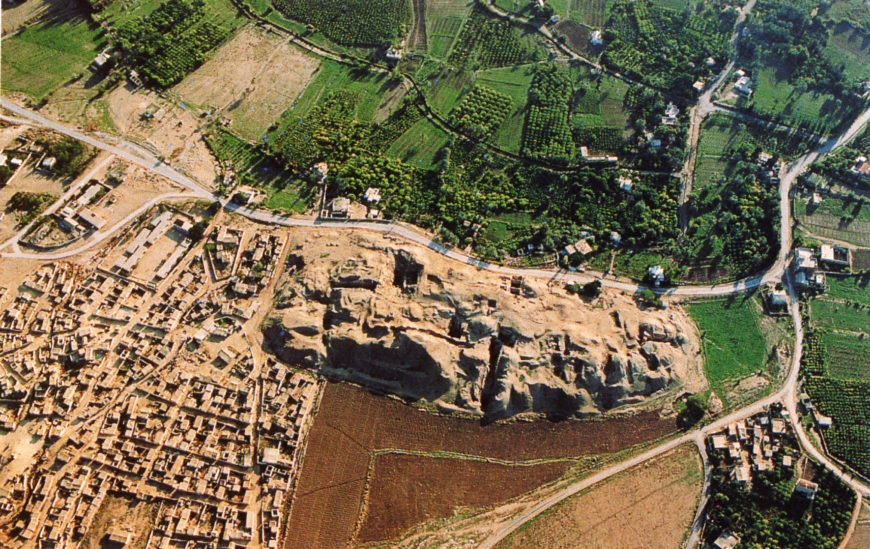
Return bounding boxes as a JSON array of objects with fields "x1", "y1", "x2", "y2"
[
  {"x1": 448, "y1": 85, "x2": 512, "y2": 140},
  {"x1": 144, "y1": 22, "x2": 229, "y2": 88},
  {"x1": 273, "y1": 0, "x2": 410, "y2": 47},
  {"x1": 575, "y1": 127, "x2": 624, "y2": 153},
  {"x1": 822, "y1": 331, "x2": 870, "y2": 381},
  {"x1": 805, "y1": 376, "x2": 870, "y2": 476},
  {"x1": 114, "y1": 0, "x2": 230, "y2": 89},
  {"x1": 602, "y1": 0, "x2": 734, "y2": 94},
  {"x1": 449, "y1": 9, "x2": 537, "y2": 68},
  {"x1": 521, "y1": 67, "x2": 575, "y2": 162}
]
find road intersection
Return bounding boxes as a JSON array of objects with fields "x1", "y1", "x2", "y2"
[{"x1": 3, "y1": 96, "x2": 870, "y2": 547}]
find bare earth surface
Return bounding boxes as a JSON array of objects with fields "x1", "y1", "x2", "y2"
[
  {"x1": 495, "y1": 443, "x2": 703, "y2": 549},
  {"x1": 845, "y1": 501, "x2": 870, "y2": 549},
  {"x1": 357, "y1": 453, "x2": 573, "y2": 544}
]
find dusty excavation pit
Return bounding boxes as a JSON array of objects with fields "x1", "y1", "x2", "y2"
[{"x1": 264, "y1": 229, "x2": 705, "y2": 420}]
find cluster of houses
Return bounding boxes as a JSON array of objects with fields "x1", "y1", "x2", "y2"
[
  {"x1": 27, "y1": 179, "x2": 115, "y2": 248},
  {"x1": 0, "y1": 206, "x2": 321, "y2": 547},
  {"x1": 113, "y1": 209, "x2": 194, "y2": 281},
  {"x1": 790, "y1": 245, "x2": 853, "y2": 293},
  {"x1": 708, "y1": 407, "x2": 823, "y2": 518},
  {"x1": 851, "y1": 155, "x2": 870, "y2": 177},
  {"x1": 707, "y1": 407, "x2": 827, "y2": 549}
]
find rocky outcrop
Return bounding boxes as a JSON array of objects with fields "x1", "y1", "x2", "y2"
[{"x1": 263, "y1": 235, "x2": 704, "y2": 420}]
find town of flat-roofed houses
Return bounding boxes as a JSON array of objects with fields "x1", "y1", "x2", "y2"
[{"x1": 3, "y1": 0, "x2": 870, "y2": 547}]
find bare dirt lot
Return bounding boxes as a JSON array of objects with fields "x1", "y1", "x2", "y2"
[
  {"x1": 495, "y1": 443, "x2": 704, "y2": 549},
  {"x1": 357, "y1": 453, "x2": 572, "y2": 543},
  {"x1": 1, "y1": 0, "x2": 57, "y2": 35},
  {"x1": 223, "y1": 40, "x2": 320, "y2": 139},
  {"x1": 846, "y1": 501, "x2": 870, "y2": 549},
  {"x1": 555, "y1": 20, "x2": 593, "y2": 57},
  {"x1": 177, "y1": 24, "x2": 320, "y2": 140},
  {"x1": 80, "y1": 494, "x2": 157, "y2": 549},
  {"x1": 284, "y1": 382, "x2": 677, "y2": 549}
]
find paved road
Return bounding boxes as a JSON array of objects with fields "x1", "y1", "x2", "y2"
[
  {"x1": 0, "y1": 100, "x2": 212, "y2": 200},
  {"x1": 480, "y1": 269, "x2": 870, "y2": 548},
  {"x1": 5, "y1": 84, "x2": 870, "y2": 544},
  {"x1": 0, "y1": 153, "x2": 114, "y2": 252},
  {"x1": 1, "y1": 192, "x2": 202, "y2": 260}
]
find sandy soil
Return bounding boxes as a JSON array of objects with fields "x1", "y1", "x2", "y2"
[
  {"x1": 219, "y1": 34, "x2": 321, "y2": 139},
  {"x1": 0, "y1": 163, "x2": 65, "y2": 240},
  {"x1": 1, "y1": 0, "x2": 61, "y2": 35},
  {"x1": 101, "y1": 85, "x2": 218, "y2": 187},
  {"x1": 175, "y1": 27, "x2": 280, "y2": 109},
  {"x1": 87, "y1": 162, "x2": 185, "y2": 226},
  {"x1": 358, "y1": 454, "x2": 572, "y2": 543},
  {"x1": 0, "y1": 421, "x2": 45, "y2": 485},
  {"x1": 845, "y1": 501, "x2": 870, "y2": 549},
  {"x1": 80, "y1": 494, "x2": 157, "y2": 549},
  {"x1": 495, "y1": 443, "x2": 704, "y2": 549}
]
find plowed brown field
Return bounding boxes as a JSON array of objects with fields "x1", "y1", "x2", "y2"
[
  {"x1": 357, "y1": 454, "x2": 572, "y2": 543},
  {"x1": 284, "y1": 383, "x2": 676, "y2": 549}
]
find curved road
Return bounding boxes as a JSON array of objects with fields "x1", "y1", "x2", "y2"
[{"x1": 4, "y1": 86, "x2": 870, "y2": 546}]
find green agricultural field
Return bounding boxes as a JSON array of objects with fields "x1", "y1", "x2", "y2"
[
  {"x1": 826, "y1": 275, "x2": 870, "y2": 305},
  {"x1": 97, "y1": 0, "x2": 165, "y2": 24},
  {"x1": 825, "y1": 23, "x2": 870, "y2": 83},
  {"x1": 206, "y1": 130, "x2": 313, "y2": 212},
  {"x1": 289, "y1": 60, "x2": 402, "y2": 122},
  {"x1": 687, "y1": 294, "x2": 769, "y2": 404},
  {"x1": 271, "y1": 0, "x2": 410, "y2": 47},
  {"x1": 740, "y1": 61, "x2": 861, "y2": 136},
  {"x1": 425, "y1": 0, "x2": 472, "y2": 58},
  {"x1": 424, "y1": 68, "x2": 475, "y2": 116},
  {"x1": 794, "y1": 194, "x2": 870, "y2": 247},
  {"x1": 1, "y1": 12, "x2": 106, "y2": 101},
  {"x1": 385, "y1": 117, "x2": 450, "y2": 169},
  {"x1": 693, "y1": 113, "x2": 817, "y2": 190},
  {"x1": 449, "y1": 7, "x2": 544, "y2": 69},
  {"x1": 810, "y1": 299, "x2": 870, "y2": 333},
  {"x1": 821, "y1": 0, "x2": 870, "y2": 29},
  {"x1": 804, "y1": 374, "x2": 870, "y2": 476},
  {"x1": 570, "y1": 0, "x2": 612, "y2": 27},
  {"x1": 696, "y1": 113, "x2": 815, "y2": 159},
  {"x1": 476, "y1": 66, "x2": 536, "y2": 152},
  {"x1": 611, "y1": 249, "x2": 678, "y2": 280},
  {"x1": 821, "y1": 331, "x2": 870, "y2": 381}
]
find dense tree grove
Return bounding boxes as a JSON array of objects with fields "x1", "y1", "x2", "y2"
[
  {"x1": 272, "y1": 0, "x2": 410, "y2": 47},
  {"x1": 521, "y1": 66, "x2": 576, "y2": 162},
  {"x1": 602, "y1": 0, "x2": 735, "y2": 97},
  {"x1": 684, "y1": 156, "x2": 780, "y2": 277},
  {"x1": 41, "y1": 137, "x2": 91, "y2": 177},
  {"x1": 742, "y1": 2, "x2": 850, "y2": 95},
  {"x1": 114, "y1": 0, "x2": 229, "y2": 88},
  {"x1": 706, "y1": 448, "x2": 855, "y2": 549}
]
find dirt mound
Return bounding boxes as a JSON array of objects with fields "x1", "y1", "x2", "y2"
[{"x1": 264, "y1": 229, "x2": 704, "y2": 420}]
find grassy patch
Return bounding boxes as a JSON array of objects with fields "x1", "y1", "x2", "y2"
[
  {"x1": 810, "y1": 299, "x2": 870, "y2": 333},
  {"x1": 826, "y1": 275, "x2": 870, "y2": 305},
  {"x1": 385, "y1": 117, "x2": 449, "y2": 169},
  {"x1": 821, "y1": 331, "x2": 870, "y2": 381},
  {"x1": 739, "y1": 58, "x2": 862, "y2": 136},
  {"x1": 289, "y1": 60, "x2": 403, "y2": 123},
  {"x1": 1, "y1": 12, "x2": 106, "y2": 101},
  {"x1": 205, "y1": 130, "x2": 313, "y2": 212},
  {"x1": 794, "y1": 194, "x2": 870, "y2": 247},
  {"x1": 426, "y1": 0, "x2": 474, "y2": 58},
  {"x1": 824, "y1": 23, "x2": 870, "y2": 83},
  {"x1": 611, "y1": 249, "x2": 677, "y2": 280},
  {"x1": 686, "y1": 294, "x2": 768, "y2": 404}
]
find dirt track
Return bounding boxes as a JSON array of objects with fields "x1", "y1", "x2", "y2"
[
  {"x1": 284, "y1": 382, "x2": 676, "y2": 549},
  {"x1": 408, "y1": 0, "x2": 428, "y2": 51}
]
